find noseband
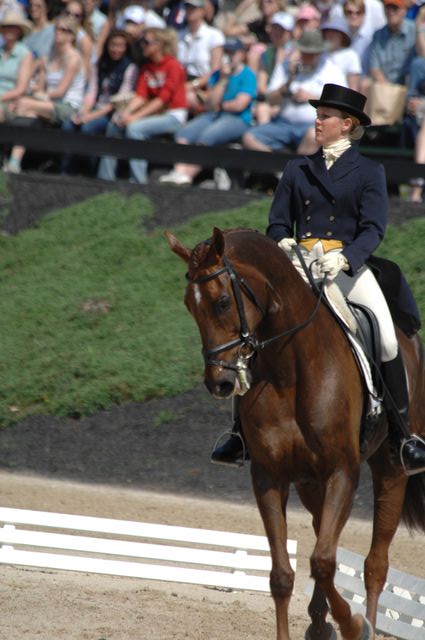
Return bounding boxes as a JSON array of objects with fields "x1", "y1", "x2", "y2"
[{"x1": 186, "y1": 248, "x2": 326, "y2": 373}]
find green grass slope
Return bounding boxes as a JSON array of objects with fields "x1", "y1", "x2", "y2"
[{"x1": 0, "y1": 191, "x2": 423, "y2": 425}]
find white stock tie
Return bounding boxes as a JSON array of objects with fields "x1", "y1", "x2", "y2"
[{"x1": 322, "y1": 139, "x2": 352, "y2": 170}]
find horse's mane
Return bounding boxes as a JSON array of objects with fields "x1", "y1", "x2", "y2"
[{"x1": 190, "y1": 242, "x2": 210, "y2": 271}]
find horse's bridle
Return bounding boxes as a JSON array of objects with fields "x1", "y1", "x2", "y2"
[
  {"x1": 187, "y1": 256, "x2": 264, "y2": 372},
  {"x1": 186, "y1": 248, "x2": 326, "y2": 374}
]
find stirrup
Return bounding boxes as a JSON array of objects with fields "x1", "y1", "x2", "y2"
[
  {"x1": 400, "y1": 434, "x2": 425, "y2": 477},
  {"x1": 211, "y1": 429, "x2": 247, "y2": 468}
]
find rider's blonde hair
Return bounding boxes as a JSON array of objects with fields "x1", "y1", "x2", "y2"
[{"x1": 341, "y1": 112, "x2": 365, "y2": 141}]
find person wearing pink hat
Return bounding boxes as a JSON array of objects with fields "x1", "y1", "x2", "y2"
[{"x1": 293, "y1": 2, "x2": 321, "y2": 40}]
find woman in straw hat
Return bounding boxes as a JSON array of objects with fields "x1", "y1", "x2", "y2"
[
  {"x1": 0, "y1": 11, "x2": 33, "y2": 107},
  {"x1": 3, "y1": 14, "x2": 84, "y2": 173}
]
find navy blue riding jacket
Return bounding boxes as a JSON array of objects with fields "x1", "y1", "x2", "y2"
[{"x1": 266, "y1": 146, "x2": 388, "y2": 275}]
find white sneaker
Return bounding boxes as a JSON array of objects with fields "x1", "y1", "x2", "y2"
[
  {"x1": 213, "y1": 168, "x2": 231, "y2": 191},
  {"x1": 159, "y1": 171, "x2": 192, "y2": 185},
  {"x1": 3, "y1": 160, "x2": 21, "y2": 174}
]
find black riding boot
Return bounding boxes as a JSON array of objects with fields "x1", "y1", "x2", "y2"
[
  {"x1": 382, "y1": 351, "x2": 425, "y2": 476},
  {"x1": 211, "y1": 399, "x2": 249, "y2": 467}
]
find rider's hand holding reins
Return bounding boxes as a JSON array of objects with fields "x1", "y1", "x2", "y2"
[
  {"x1": 317, "y1": 252, "x2": 349, "y2": 277},
  {"x1": 278, "y1": 237, "x2": 297, "y2": 252}
]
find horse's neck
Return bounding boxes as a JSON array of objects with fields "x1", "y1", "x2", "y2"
[{"x1": 230, "y1": 232, "x2": 325, "y2": 344}]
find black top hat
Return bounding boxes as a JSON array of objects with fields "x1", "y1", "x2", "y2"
[{"x1": 309, "y1": 83, "x2": 371, "y2": 126}]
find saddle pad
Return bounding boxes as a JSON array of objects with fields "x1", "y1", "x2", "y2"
[{"x1": 323, "y1": 285, "x2": 382, "y2": 417}]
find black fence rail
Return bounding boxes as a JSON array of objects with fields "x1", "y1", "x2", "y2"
[{"x1": 0, "y1": 123, "x2": 423, "y2": 186}]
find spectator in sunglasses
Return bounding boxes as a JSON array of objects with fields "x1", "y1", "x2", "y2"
[
  {"x1": 343, "y1": 0, "x2": 384, "y2": 75},
  {"x1": 63, "y1": 0, "x2": 94, "y2": 79},
  {"x1": 62, "y1": 28, "x2": 137, "y2": 174},
  {"x1": 97, "y1": 27, "x2": 188, "y2": 184}
]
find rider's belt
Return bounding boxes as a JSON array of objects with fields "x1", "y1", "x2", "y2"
[{"x1": 298, "y1": 238, "x2": 344, "y2": 252}]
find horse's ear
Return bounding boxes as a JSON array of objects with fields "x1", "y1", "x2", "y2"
[
  {"x1": 165, "y1": 231, "x2": 191, "y2": 264},
  {"x1": 211, "y1": 227, "x2": 225, "y2": 258}
]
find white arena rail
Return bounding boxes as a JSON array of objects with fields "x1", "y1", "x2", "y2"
[
  {"x1": 0, "y1": 507, "x2": 297, "y2": 593},
  {"x1": 305, "y1": 547, "x2": 425, "y2": 640}
]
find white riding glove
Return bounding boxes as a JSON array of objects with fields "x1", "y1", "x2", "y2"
[
  {"x1": 278, "y1": 237, "x2": 297, "y2": 252},
  {"x1": 317, "y1": 252, "x2": 349, "y2": 277}
]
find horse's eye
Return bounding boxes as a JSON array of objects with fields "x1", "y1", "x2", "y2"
[{"x1": 215, "y1": 295, "x2": 231, "y2": 313}]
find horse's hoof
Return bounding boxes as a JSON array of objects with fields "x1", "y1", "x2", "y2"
[{"x1": 304, "y1": 622, "x2": 337, "y2": 640}]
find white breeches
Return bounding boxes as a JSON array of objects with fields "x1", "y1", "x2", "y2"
[{"x1": 290, "y1": 241, "x2": 398, "y2": 362}]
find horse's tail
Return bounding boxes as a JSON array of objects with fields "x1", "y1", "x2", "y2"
[{"x1": 402, "y1": 473, "x2": 425, "y2": 533}]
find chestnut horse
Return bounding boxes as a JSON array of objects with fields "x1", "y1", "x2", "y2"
[{"x1": 166, "y1": 227, "x2": 425, "y2": 640}]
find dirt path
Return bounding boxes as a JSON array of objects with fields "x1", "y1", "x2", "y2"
[{"x1": 0, "y1": 471, "x2": 422, "y2": 640}]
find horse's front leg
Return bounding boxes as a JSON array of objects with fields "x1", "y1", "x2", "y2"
[
  {"x1": 251, "y1": 462, "x2": 294, "y2": 640},
  {"x1": 311, "y1": 465, "x2": 372, "y2": 640},
  {"x1": 296, "y1": 480, "x2": 336, "y2": 640}
]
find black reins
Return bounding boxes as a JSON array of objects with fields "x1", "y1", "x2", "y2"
[{"x1": 186, "y1": 246, "x2": 327, "y2": 370}]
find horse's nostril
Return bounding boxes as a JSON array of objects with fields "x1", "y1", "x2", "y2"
[
  {"x1": 216, "y1": 381, "x2": 235, "y2": 398},
  {"x1": 204, "y1": 377, "x2": 236, "y2": 398}
]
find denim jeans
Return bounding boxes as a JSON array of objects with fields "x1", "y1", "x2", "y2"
[
  {"x1": 62, "y1": 115, "x2": 111, "y2": 175},
  {"x1": 246, "y1": 117, "x2": 311, "y2": 151},
  {"x1": 97, "y1": 113, "x2": 182, "y2": 183},
  {"x1": 408, "y1": 56, "x2": 425, "y2": 96},
  {"x1": 176, "y1": 112, "x2": 249, "y2": 146},
  {"x1": 402, "y1": 57, "x2": 425, "y2": 146}
]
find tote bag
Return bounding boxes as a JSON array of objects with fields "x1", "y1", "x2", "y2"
[{"x1": 366, "y1": 82, "x2": 408, "y2": 126}]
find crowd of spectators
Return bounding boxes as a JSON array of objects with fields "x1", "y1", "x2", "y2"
[{"x1": 0, "y1": 0, "x2": 424, "y2": 199}]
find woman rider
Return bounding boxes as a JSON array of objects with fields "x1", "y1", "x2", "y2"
[{"x1": 212, "y1": 83, "x2": 425, "y2": 475}]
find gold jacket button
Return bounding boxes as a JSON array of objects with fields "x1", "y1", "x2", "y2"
[
  {"x1": 306, "y1": 231, "x2": 312, "y2": 237},
  {"x1": 305, "y1": 199, "x2": 310, "y2": 205},
  {"x1": 306, "y1": 215, "x2": 311, "y2": 221},
  {"x1": 329, "y1": 215, "x2": 335, "y2": 221},
  {"x1": 326, "y1": 231, "x2": 333, "y2": 236}
]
